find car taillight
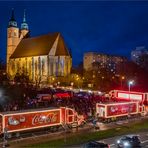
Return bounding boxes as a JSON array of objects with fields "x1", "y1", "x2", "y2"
[{"x1": 108, "y1": 144, "x2": 110, "y2": 148}]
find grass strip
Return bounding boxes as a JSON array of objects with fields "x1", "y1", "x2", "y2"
[{"x1": 27, "y1": 119, "x2": 148, "y2": 148}]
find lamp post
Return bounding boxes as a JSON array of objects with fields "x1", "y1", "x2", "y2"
[
  {"x1": 76, "y1": 76, "x2": 79, "y2": 88},
  {"x1": 57, "y1": 81, "x2": 60, "y2": 87},
  {"x1": 121, "y1": 76, "x2": 125, "y2": 89},
  {"x1": 3, "y1": 128, "x2": 8, "y2": 148},
  {"x1": 128, "y1": 80, "x2": 134, "y2": 93},
  {"x1": 128, "y1": 80, "x2": 134, "y2": 120}
]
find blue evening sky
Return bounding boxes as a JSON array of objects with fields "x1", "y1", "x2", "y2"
[{"x1": 0, "y1": 1, "x2": 148, "y2": 66}]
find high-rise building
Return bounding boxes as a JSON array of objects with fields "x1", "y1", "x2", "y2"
[
  {"x1": 131, "y1": 46, "x2": 148, "y2": 65},
  {"x1": 83, "y1": 52, "x2": 126, "y2": 73},
  {"x1": 7, "y1": 9, "x2": 72, "y2": 82}
]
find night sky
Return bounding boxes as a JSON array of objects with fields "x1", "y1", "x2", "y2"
[{"x1": 1, "y1": 1, "x2": 148, "y2": 66}]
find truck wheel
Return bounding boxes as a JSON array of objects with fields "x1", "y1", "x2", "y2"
[
  {"x1": 50, "y1": 127, "x2": 58, "y2": 132},
  {"x1": 16, "y1": 132, "x2": 20, "y2": 138},
  {"x1": 7, "y1": 133, "x2": 12, "y2": 139},
  {"x1": 104, "y1": 119, "x2": 107, "y2": 123},
  {"x1": 81, "y1": 121, "x2": 86, "y2": 127},
  {"x1": 107, "y1": 119, "x2": 111, "y2": 123},
  {"x1": 68, "y1": 124, "x2": 72, "y2": 129}
]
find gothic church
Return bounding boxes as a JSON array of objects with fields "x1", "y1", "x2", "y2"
[{"x1": 7, "y1": 9, "x2": 72, "y2": 82}]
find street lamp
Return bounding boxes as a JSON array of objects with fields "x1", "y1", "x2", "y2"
[
  {"x1": 121, "y1": 76, "x2": 125, "y2": 89},
  {"x1": 57, "y1": 81, "x2": 60, "y2": 86},
  {"x1": 128, "y1": 80, "x2": 134, "y2": 121},
  {"x1": 128, "y1": 80, "x2": 134, "y2": 92},
  {"x1": 76, "y1": 77, "x2": 80, "y2": 88},
  {"x1": 71, "y1": 82, "x2": 73, "y2": 86}
]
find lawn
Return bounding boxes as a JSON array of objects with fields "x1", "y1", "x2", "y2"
[{"x1": 27, "y1": 119, "x2": 148, "y2": 148}]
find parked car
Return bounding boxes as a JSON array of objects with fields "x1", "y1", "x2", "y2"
[
  {"x1": 116, "y1": 135, "x2": 141, "y2": 148},
  {"x1": 83, "y1": 140, "x2": 110, "y2": 148}
]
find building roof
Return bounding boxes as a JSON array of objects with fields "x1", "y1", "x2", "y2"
[{"x1": 10, "y1": 32, "x2": 70, "y2": 58}]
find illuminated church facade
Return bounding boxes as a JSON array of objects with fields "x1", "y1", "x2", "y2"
[{"x1": 7, "y1": 10, "x2": 72, "y2": 82}]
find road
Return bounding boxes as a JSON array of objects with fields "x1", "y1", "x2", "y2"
[
  {"x1": 98, "y1": 131, "x2": 148, "y2": 148},
  {"x1": 74, "y1": 131, "x2": 148, "y2": 148}
]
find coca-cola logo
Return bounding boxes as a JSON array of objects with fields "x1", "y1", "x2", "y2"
[{"x1": 32, "y1": 113, "x2": 58, "y2": 125}]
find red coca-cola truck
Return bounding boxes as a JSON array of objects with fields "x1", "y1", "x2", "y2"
[
  {"x1": 96, "y1": 102, "x2": 145, "y2": 122},
  {"x1": 109, "y1": 90, "x2": 148, "y2": 105},
  {"x1": 0, "y1": 107, "x2": 84, "y2": 136},
  {"x1": 36, "y1": 94, "x2": 52, "y2": 102}
]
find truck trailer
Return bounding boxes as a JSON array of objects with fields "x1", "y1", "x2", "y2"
[
  {"x1": 0, "y1": 107, "x2": 83, "y2": 137},
  {"x1": 109, "y1": 90, "x2": 148, "y2": 105},
  {"x1": 96, "y1": 102, "x2": 145, "y2": 122}
]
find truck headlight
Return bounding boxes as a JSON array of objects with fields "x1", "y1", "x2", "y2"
[{"x1": 117, "y1": 140, "x2": 120, "y2": 144}]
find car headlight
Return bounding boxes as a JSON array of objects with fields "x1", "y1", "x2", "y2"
[
  {"x1": 117, "y1": 140, "x2": 120, "y2": 144},
  {"x1": 123, "y1": 141, "x2": 130, "y2": 146}
]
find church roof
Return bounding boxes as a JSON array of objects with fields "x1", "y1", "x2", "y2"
[{"x1": 10, "y1": 32, "x2": 70, "y2": 58}]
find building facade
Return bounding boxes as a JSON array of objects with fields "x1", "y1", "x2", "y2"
[
  {"x1": 83, "y1": 52, "x2": 126, "y2": 73},
  {"x1": 131, "y1": 46, "x2": 148, "y2": 65},
  {"x1": 7, "y1": 9, "x2": 72, "y2": 82}
]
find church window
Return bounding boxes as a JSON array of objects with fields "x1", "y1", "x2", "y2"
[
  {"x1": 14, "y1": 32, "x2": 17, "y2": 37},
  {"x1": 35, "y1": 60, "x2": 38, "y2": 74},
  {"x1": 56, "y1": 61, "x2": 59, "y2": 76},
  {"x1": 17, "y1": 61, "x2": 20, "y2": 73},
  {"x1": 60, "y1": 59, "x2": 64, "y2": 68},
  {"x1": 50, "y1": 62, "x2": 53, "y2": 76},
  {"x1": 60, "y1": 59, "x2": 64, "y2": 75},
  {"x1": 8, "y1": 32, "x2": 11, "y2": 37},
  {"x1": 11, "y1": 61, "x2": 15, "y2": 72},
  {"x1": 42, "y1": 59, "x2": 45, "y2": 75},
  {"x1": 38, "y1": 57, "x2": 41, "y2": 75},
  {"x1": 29, "y1": 61, "x2": 31, "y2": 72}
]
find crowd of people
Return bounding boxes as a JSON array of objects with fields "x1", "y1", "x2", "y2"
[{"x1": 0, "y1": 84, "x2": 108, "y2": 120}]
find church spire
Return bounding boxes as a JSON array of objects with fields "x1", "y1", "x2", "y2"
[
  {"x1": 21, "y1": 9, "x2": 29, "y2": 30},
  {"x1": 8, "y1": 8, "x2": 17, "y2": 27},
  {"x1": 23, "y1": 9, "x2": 26, "y2": 23},
  {"x1": 11, "y1": 8, "x2": 15, "y2": 20}
]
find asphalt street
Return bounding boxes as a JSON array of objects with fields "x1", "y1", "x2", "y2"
[{"x1": 98, "y1": 131, "x2": 148, "y2": 148}]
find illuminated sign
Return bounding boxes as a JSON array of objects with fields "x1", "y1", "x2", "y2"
[
  {"x1": 117, "y1": 92, "x2": 143, "y2": 101},
  {"x1": 5, "y1": 110, "x2": 60, "y2": 132},
  {"x1": 54, "y1": 93, "x2": 70, "y2": 98},
  {"x1": 107, "y1": 103, "x2": 137, "y2": 116}
]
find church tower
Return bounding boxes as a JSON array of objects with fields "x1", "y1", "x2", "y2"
[
  {"x1": 20, "y1": 9, "x2": 29, "y2": 39},
  {"x1": 7, "y1": 8, "x2": 20, "y2": 73}
]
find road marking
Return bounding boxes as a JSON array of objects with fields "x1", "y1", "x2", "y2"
[{"x1": 141, "y1": 139, "x2": 148, "y2": 143}]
